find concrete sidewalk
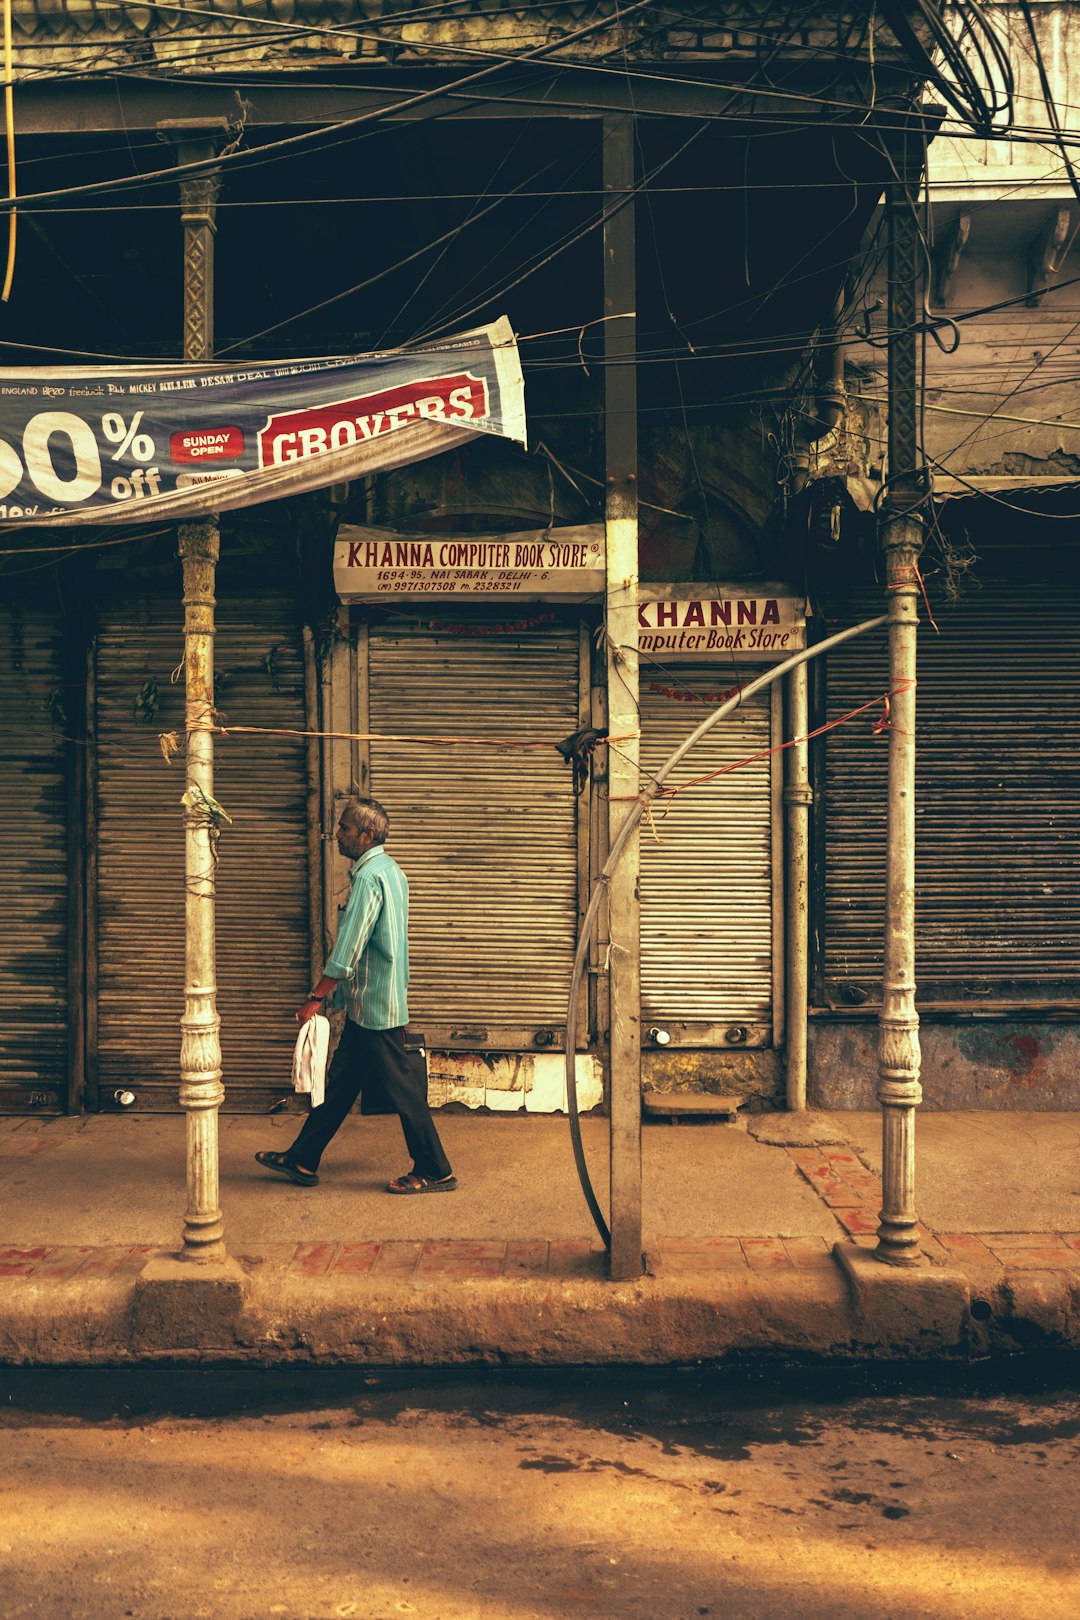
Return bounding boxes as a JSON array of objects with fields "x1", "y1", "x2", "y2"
[{"x1": 2, "y1": 1110, "x2": 1079, "y2": 1367}]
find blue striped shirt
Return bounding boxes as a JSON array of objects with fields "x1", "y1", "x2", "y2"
[{"x1": 325, "y1": 846, "x2": 410, "y2": 1030}]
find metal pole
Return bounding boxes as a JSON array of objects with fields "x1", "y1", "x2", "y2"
[
  {"x1": 784, "y1": 662, "x2": 811, "y2": 1110},
  {"x1": 876, "y1": 110, "x2": 924, "y2": 1266},
  {"x1": 170, "y1": 123, "x2": 227, "y2": 1262},
  {"x1": 602, "y1": 114, "x2": 642, "y2": 1281}
]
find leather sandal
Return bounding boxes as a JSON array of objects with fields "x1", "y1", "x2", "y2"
[
  {"x1": 387, "y1": 1172, "x2": 458, "y2": 1195},
  {"x1": 255, "y1": 1150, "x2": 319, "y2": 1187}
]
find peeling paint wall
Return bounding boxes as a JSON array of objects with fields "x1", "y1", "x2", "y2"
[
  {"x1": 427, "y1": 1051, "x2": 603, "y2": 1114},
  {"x1": 810, "y1": 1022, "x2": 1080, "y2": 1110}
]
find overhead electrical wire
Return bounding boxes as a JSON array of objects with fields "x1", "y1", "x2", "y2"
[
  {"x1": 0, "y1": 0, "x2": 660, "y2": 216},
  {"x1": 7, "y1": 0, "x2": 613, "y2": 83},
  {"x1": 181, "y1": 87, "x2": 603, "y2": 356},
  {"x1": 399, "y1": 122, "x2": 606, "y2": 342},
  {"x1": 412, "y1": 121, "x2": 710, "y2": 343},
  {"x1": 373, "y1": 71, "x2": 568, "y2": 346},
  {"x1": 0, "y1": 1, "x2": 1071, "y2": 215},
  {"x1": 0, "y1": 0, "x2": 1057, "y2": 128},
  {"x1": 215, "y1": 126, "x2": 582, "y2": 352},
  {"x1": 878, "y1": 0, "x2": 1014, "y2": 132},
  {"x1": 10, "y1": 0, "x2": 582, "y2": 61},
  {"x1": 19, "y1": 140, "x2": 1080, "y2": 211},
  {"x1": 0, "y1": 0, "x2": 1054, "y2": 170},
  {"x1": 2, "y1": 132, "x2": 1072, "y2": 367},
  {"x1": 1017, "y1": 0, "x2": 1080, "y2": 208},
  {"x1": 0, "y1": 1, "x2": 1074, "y2": 394},
  {"x1": 897, "y1": 11, "x2": 1080, "y2": 498},
  {"x1": 7, "y1": 243, "x2": 1080, "y2": 372},
  {"x1": 223, "y1": 115, "x2": 708, "y2": 353},
  {"x1": 0, "y1": 61, "x2": 1073, "y2": 231},
  {"x1": 109, "y1": 0, "x2": 1015, "y2": 143}
]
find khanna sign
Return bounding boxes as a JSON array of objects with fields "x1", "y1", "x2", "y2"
[
  {"x1": 334, "y1": 522, "x2": 606, "y2": 601},
  {"x1": 638, "y1": 595, "x2": 806, "y2": 659}
]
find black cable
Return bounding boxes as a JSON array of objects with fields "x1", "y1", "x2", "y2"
[
  {"x1": 0, "y1": 1, "x2": 659, "y2": 216},
  {"x1": 1018, "y1": 0, "x2": 1080, "y2": 207},
  {"x1": 216, "y1": 136, "x2": 579, "y2": 353},
  {"x1": 9, "y1": 248, "x2": 1080, "y2": 369},
  {"x1": 878, "y1": 0, "x2": 1013, "y2": 132},
  {"x1": 377, "y1": 73, "x2": 589, "y2": 347},
  {"x1": 409, "y1": 119, "x2": 709, "y2": 344}
]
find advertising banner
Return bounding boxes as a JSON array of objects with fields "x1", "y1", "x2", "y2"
[
  {"x1": 0, "y1": 318, "x2": 524, "y2": 527},
  {"x1": 334, "y1": 522, "x2": 605, "y2": 602}
]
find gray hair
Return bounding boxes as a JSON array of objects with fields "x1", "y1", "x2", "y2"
[{"x1": 342, "y1": 796, "x2": 390, "y2": 845}]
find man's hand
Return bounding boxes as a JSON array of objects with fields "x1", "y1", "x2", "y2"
[{"x1": 297, "y1": 976, "x2": 337, "y2": 1023}]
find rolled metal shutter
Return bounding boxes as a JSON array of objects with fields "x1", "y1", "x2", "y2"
[
  {"x1": 94, "y1": 597, "x2": 310, "y2": 1109},
  {"x1": 822, "y1": 581, "x2": 1080, "y2": 1003},
  {"x1": 367, "y1": 622, "x2": 581, "y2": 1037},
  {"x1": 0, "y1": 604, "x2": 68, "y2": 1110},
  {"x1": 640, "y1": 673, "x2": 775, "y2": 1035}
]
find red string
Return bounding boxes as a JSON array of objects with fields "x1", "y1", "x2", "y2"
[
  {"x1": 609, "y1": 680, "x2": 917, "y2": 806},
  {"x1": 886, "y1": 563, "x2": 939, "y2": 633}
]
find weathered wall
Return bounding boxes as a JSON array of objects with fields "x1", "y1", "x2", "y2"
[
  {"x1": 810, "y1": 1021, "x2": 1080, "y2": 1110},
  {"x1": 428, "y1": 1051, "x2": 604, "y2": 1114},
  {"x1": 642, "y1": 1049, "x2": 781, "y2": 1108}
]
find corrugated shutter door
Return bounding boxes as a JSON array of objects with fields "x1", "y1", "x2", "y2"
[
  {"x1": 640, "y1": 673, "x2": 774, "y2": 1031},
  {"x1": 0, "y1": 605, "x2": 67, "y2": 1108},
  {"x1": 367, "y1": 623, "x2": 580, "y2": 1034},
  {"x1": 822, "y1": 581, "x2": 1080, "y2": 1002},
  {"x1": 94, "y1": 598, "x2": 310, "y2": 1108}
]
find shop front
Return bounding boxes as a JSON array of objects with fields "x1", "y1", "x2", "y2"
[
  {"x1": 332, "y1": 523, "x2": 607, "y2": 1112},
  {"x1": 0, "y1": 528, "x2": 318, "y2": 1118},
  {"x1": 0, "y1": 541, "x2": 826, "y2": 1121},
  {"x1": 636, "y1": 589, "x2": 806, "y2": 1104},
  {"x1": 330, "y1": 542, "x2": 810, "y2": 1112},
  {"x1": 89, "y1": 584, "x2": 313, "y2": 1113},
  {"x1": 811, "y1": 543, "x2": 1080, "y2": 1108},
  {"x1": 0, "y1": 598, "x2": 71, "y2": 1112}
]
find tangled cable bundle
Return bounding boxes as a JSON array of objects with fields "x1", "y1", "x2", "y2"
[{"x1": 881, "y1": 0, "x2": 1015, "y2": 133}]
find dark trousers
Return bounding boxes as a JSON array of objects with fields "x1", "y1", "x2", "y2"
[{"x1": 289, "y1": 1020, "x2": 452, "y2": 1181}]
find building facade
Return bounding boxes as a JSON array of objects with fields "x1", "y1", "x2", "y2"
[{"x1": 3, "y1": 2, "x2": 1063, "y2": 1135}]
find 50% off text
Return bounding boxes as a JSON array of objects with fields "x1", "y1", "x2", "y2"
[{"x1": 0, "y1": 407, "x2": 162, "y2": 515}]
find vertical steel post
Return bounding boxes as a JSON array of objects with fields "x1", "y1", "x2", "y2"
[
  {"x1": 171, "y1": 126, "x2": 226, "y2": 1261},
  {"x1": 784, "y1": 663, "x2": 811, "y2": 1110},
  {"x1": 876, "y1": 112, "x2": 924, "y2": 1266},
  {"x1": 602, "y1": 114, "x2": 642, "y2": 1280}
]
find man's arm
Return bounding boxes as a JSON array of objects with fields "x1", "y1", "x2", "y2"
[
  {"x1": 296, "y1": 876, "x2": 383, "y2": 1023},
  {"x1": 325, "y1": 878, "x2": 383, "y2": 981}
]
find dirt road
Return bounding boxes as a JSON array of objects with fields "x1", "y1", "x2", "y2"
[{"x1": 1, "y1": 1366, "x2": 1078, "y2": 1619}]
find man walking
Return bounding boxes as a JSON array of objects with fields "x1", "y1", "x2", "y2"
[{"x1": 256, "y1": 796, "x2": 456, "y2": 1194}]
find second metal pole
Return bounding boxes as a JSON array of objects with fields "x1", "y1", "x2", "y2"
[
  {"x1": 169, "y1": 123, "x2": 227, "y2": 1262},
  {"x1": 784, "y1": 663, "x2": 811, "y2": 1110},
  {"x1": 603, "y1": 114, "x2": 642, "y2": 1281},
  {"x1": 876, "y1": 108, "x2": 924, "y2": 1266}
]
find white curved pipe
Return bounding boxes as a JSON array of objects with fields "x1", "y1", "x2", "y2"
[{"x1": 564, "y1": 613, "x2": 890, "y2": 1247}]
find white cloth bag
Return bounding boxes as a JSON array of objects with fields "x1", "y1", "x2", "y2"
[{"x1": 292, "y1": 1013, "x2": 330, "y2": 1109}]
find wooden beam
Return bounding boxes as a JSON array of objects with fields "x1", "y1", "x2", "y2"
[
  {"x1": 931, "y1": 212, "x2": 970, "y2": 306},
  {"x1": 602, "y1": 114, "x2": 642, "y2": 1282},
  {"x1": 1027, "y1": 206, "x2": 1072, "y2": 307}
]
